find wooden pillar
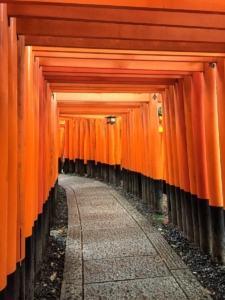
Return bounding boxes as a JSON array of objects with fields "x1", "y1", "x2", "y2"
[
  {"x1": 191, "y1": 72, "x2": 210, "y2": 251},
  {"x1": 0, "y1": 3, "x2": 8, "y2": 294},
  {"x1": 174, "y1": 80, "x2": 190, "y2": 238},
  {"x1": 68, "y1": 119, "x2": 74, "y2": 173},
  {"x1": 216, "y1": 58, "x2": 225, "y2": 219},
  {"x1": 163, "y1": 89, "x2": 177, "y2": 225},
  {"x1": 183, "y1": 77, "x2": 196, "y2": 241},
  {"x1": 7, "y1": 17, "x2": 17, "y2": 280},
  {"x1": 114, "y1": 117, "x2": 121, "y2": 186},
  {"x1": 203, "y1": 62, "x2": 225, "y2": 263}
]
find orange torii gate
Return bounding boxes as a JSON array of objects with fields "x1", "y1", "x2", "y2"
[{"x1": 2, "y1": 1, "x2": 225, "y2": 299}]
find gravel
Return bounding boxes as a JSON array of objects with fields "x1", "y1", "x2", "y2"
[
  {"x1": 34, "y1": 186, "x2": 68, "y2": 300},
  {"x1": 34, "y1": 180, "x2": 225, "y2": 300},
  {"x1": 112, "y1": 184, "x2": 225, "y2": 300}
]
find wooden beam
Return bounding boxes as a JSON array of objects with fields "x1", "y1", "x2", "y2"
[
  {"x1": 39, "y1": 57, "x2": 204, "y2": 71},
  {"x1": 34, "y1": 50, "x2": 219, "y2": 62},
  {"x1": 56, "y1": 93, "x2": 151, "y2": 102},
  {"x1": 17, "y1": 18, "x2": 225, "y2": 43},
  {"x1": 25, "y1": 36, "x2": 225, "y2": 53},
  {"x1": 8, "y1": 3, "x2": 225, "y2": 29},
  {"x1": 4, "y1": 0, "x2": 225, "y2": 14}
]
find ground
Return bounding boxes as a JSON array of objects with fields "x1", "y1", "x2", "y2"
[{"x1": 34, "y1": 176, "x2": 225, "y2": 299}]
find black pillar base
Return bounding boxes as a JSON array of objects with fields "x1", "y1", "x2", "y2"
[
  {"x1": 154, "y1": 179, "x2": 163, "y2": 214},
  {"x1": 90, "y1": 160, "x2": 96, "y2": 178},
  {"x1": 69, "y1": 160, "x2": 74, "y2": 174},
  {"x1": 6, "y1": 262, "x2": 21, "y2": 300},
  {"x1": 198, "y1": 198, "x2": 211, "y2": 254},
  {"x1": 0, "y1": 287, "x2": 7, "y2": 300},
  {"x1": 109, "y1": 165, "x2": 116, "y2": 184},
  {"x1": 75, "y1": 158, "x2": 79, "y2": 174},
  {"x1": 115, "y1": 165, "x2": 121, "y2": 186},
  {"x1": 138, "y1": 173, "x2": 142, "y2": 199},
  {"x1": 25, "y1": 233, "x2": 34, "y2": 300},
  {"x1": 180, "y1": 189, "x2": 187, "y2": 237},
  {"x1": 191, "y1": 194, "x2": 200, "y2": 247},
  {"x1": 79, "y1": 159, "x2": 85, "y2": 176},
  {"x1": 170, "y1": 185, "x2": 177, "y2": 226},
  {"x1": 58, "y1": 157, "x2": 62, "y2": 173},
  {"x1": 210, "y1": 206, "x2": 225, "y2": 263},
  {"x1": 97, "y1": 162, "x2": 101, "y2": 179},
  {"x1": 63, "y1": 158, "x2": 69, "y2": 174},
  {"x1": 86, "y1": 160, "x2": 92, "y2": 177},
  {"x1": 175, "y1": 186, "x2": 183, "y2": 231},
  {"x1": 184, "y1": 191, "x2": 194, "y2": 241},
  {"x1": 166, "y1": 183, "x2": 172, "y2": 223}
]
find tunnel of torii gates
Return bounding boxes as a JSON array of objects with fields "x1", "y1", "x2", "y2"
[{"x1": 2, "y1": 0, "x2": 225, "y2": 298}]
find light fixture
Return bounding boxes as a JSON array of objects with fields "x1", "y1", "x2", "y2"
[
  {"x1": 106, "y1": 116, "x2": 116, "y2": 125},
  {"x1": 152, "y1": 94, "x2": 157, "y2": 100},
  {"x1": 209, "y1": 62, "x2": 216, "y2": 68}
]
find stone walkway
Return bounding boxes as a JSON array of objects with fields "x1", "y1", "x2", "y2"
[{"x1": 59, "y1": 174, "x2": 211, "y2": 300}]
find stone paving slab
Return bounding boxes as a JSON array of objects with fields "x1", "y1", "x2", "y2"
[
  {"x1": 84, "y1": 255, "x2": 170, "y2": 283},
  {"x1": 84, "y1": 277, "x2": 188, "y2": 299},
  {"x1": 81, "y1": 216, "x2": 138, "y2": 231},
  {"x1": 80, "y1": 211, "x2": 127, "y2": 222},
  {"x1": 83, "y1": 238, "x2": 157, "y2": 260},
  {"x1": 60, "y1": 281, "x2": 83, "y2": 300},
  {"x1": 78, "y1": 204, "x2": 124, "y2": 215},
  {"x1": 171, "y1": 269, "x2": 212, "y2": 300},
  {"x1": 147, "y1": 233, "x2": 187, "y2": 270},
  {"x1": 77, "y1": 198, "x2": 119, "y2": 207},
  {"x1": 68, "y1": 213, "x2": 80, "y2": 226},
  {"x1": 82, "y1": 227, "x2": 147, "y2": 244},
  {"x1": 59, "y1": 175, "x2": 212, "y2": 300}
]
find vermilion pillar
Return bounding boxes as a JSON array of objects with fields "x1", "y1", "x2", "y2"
[
  {"x1": 216, "y1": 59, "x2": 225, "y2": 210},
  {"x1": 7, "y1": 17, "x2": 17, "y2": 278},
  {"x1": 183, "y1": 76, "x2": 196, "y2": 241},
  {"x1": 17, "y1": 34, "x2": 26, "y2": 266},
  {"x1": 191, "y1": 72, "x2": 210, "y2": 251},
  {"x1": 0, "y1": 3, "x2": 8, "y2": 293},
  {"x1": 203, "y1": 62, "x2": 225, "y2": 263}
]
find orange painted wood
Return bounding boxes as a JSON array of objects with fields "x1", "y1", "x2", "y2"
[
  {"x1": 84, "y1": 119, "x2": 89, "y2": 164},
  {"x1": 161, "y1": 92, "x2": 168, "y2": 184},
  {"x1": 89, "y1": 119, "x2": 96, "y2": 161},
  {"x1": 33, "y1": 58, "x2": 39, "y2": 221},
  {"x1": 169, "y1": 86, "x2": 180, "y2": 188},
  {"x1": 216, "y1": 58, "x2": 225, "y2": 208},
  {"x1": 7, "y1": 17, "x2": 17, "y2": 276},
  {"x1": 75, "y1": 119, "x2": 80, "y2": 160},
  {"x1": 133, "y1": 108, "x2": 141, "y2": 173},
  {"x1": 108, "y1": 122, "x2": 115, "y2": 166},
  {"x1": 5, "y1": 0, "x2": 225, "y2": 14},
  {"x1": 39, "y1": 57, "x2": 204, "y2": 72},
  {"x1": 114, "y1": 117, "x2": 121, "y2": 166},
  {"x1": 17, "y1": 18, "x2": 225, "y2": 45},
  {"x1": 174, "y1": 80, "x2": 190, "y2": 193},
  {"x1": 8, "y1": 3, "x2": 225, "y2": 30},
  {"x1": 72, "y1": 118, "x2": 76, "y2": 161},
  {"x1": 25, "y1": 46, "x2": 35, "y2": 237},
  {"x1": 79, "y1": 119, "x2": 84, "y2": 160},
  {"x1": 163, "y1": 89, "x2": 175, "y2": 187},
  {"x1": 183, "y1": 76, "x2": 197, "y2": 195},
  {"x1": 69, "y1": 119, "x2": 73, "y2": 160},
  {"x1": 26, "y1": 35, "x2": 225, "y2": 53},
  {"x1": 17, "y1": 35, "x2": 26, "y2": 262},
  {"x1": 191, "y1": 73, "x2": 209, "y2": 199},
  {"x1": 64, "y1": 120, "x2": 69, "y2": 159},
  {"x1": 0, "y1": 3, "x2": 8, "y2": 290},
  {"x1": 38, "y1": 67, "x2": 44, "y2": 214},
  {"x1": 142, "y1": 103, "x2": 150, "y2": 177},
  {"x1": 203, "y1": 63, "x2": 223, "y2": 207},
  {"x1": 149, "y1": 95, "x2": 162, "y2": 180}
]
